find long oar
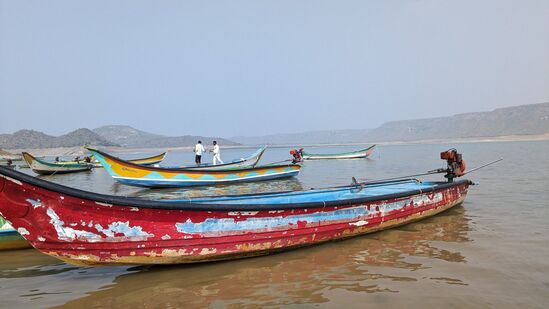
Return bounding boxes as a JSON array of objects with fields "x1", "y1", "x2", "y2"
[
  {"x1": 356, "y1": 158, "x2": 503, "y2": 185},
  {"x1": 462, "y1": 158, "x2": 503, "y2": 176}
]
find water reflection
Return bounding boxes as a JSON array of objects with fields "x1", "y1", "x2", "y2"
[
  {"x1": 127, "y1": 178, "x2": 304, "y2": 200},
  {"x1": 0, "y1": 263, "x2": 78, "y2": 280},
  {"x1": 54, "y1": 205, "x2": 470, "y2": 308},
  {"x1": 0, "y1": 250, "x2": 134, "y2": 308}
]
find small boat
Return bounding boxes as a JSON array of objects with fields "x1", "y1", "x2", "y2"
[
  {"x1": 57, "y1": 152, "x2": 167, "y2": 167},
  {"x1": 22, "y1": 152, "x2": 93, "y2": 175},
  {"x1": 0, "y1": 149, "x2": 472, "y2": 266},
  {"x1": 91, "y1": 152, "x2": 167, "y2": 167},
  {"x1": 166, "y1": 146, "x2": 267, "y2": 171},
  {"x1": 87, "y1": 148, "x2": 300, "y2": 187},
  {"x1": 0, "y1": 216, "x2": 31, "y2": 250},
  {"x1": 301, "y1": 145, "x2": 376, "y2": 160}
]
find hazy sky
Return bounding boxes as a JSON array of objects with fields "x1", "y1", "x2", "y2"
[{"x1": 1, "y1": 0, "x2": 548, "y2": 137}]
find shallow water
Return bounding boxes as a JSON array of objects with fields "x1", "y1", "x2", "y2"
[{"x1": 1, "y1": 141, "x2": 548, "y2": 308}]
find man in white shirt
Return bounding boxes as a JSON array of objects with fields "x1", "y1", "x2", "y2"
[
  {"x1": 211, "y1": 141, "x2": 223, "y2": 165},
  {"x1": 193, "y1": 140, "x2": 205, "y2": 165}
]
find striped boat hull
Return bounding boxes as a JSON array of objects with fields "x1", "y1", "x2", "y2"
[{"x1": 88, "y1": 148, "x2": 300, "y2": 188}]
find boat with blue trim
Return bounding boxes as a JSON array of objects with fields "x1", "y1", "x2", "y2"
[
  {"x1": 87, "y1": 148, "x2": 300, "y2": 187},
  {"x1": 0, "y1": 149, "x2": 475, "y2": 265}
]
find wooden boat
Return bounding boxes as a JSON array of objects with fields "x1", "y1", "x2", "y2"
[
  {"x1": 301, "y1": 144, "x2": 376, "y2": 160},
  {"x1": 0, "y1": 150, "x2": 472, "y2": 266},
  {"x1": 57, "y1": 152, "x2": 167, "y2": 168},
  {"x1": 92, "y1": 152, "x2": 167, "y2": 167},
  {"x1": 0, "y1": 216, "x2": 31, "y2": 250},
  {"x1": 22, "y1": 152, "x2": 93, "y2": 175},
  {"x1": 87, "y1": 148, "x2": 300, "y2": 187}
]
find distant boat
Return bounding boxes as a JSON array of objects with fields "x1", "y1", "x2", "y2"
[
  {"x1": 87, "y1": 148, "x2": 300, "y2": 188},
  {"x1": 86, "y1": 152, "x2": 166, "y2": 168},
  {"x1": 54, "y1": 152, "x2": 167, "y2": 168},
  {"x1": 301, "y1": 145, "x2": 376, "y2": 160},
  {"x1": 94, "y1": 152, "x2": 166, "y2": 167},
  {"x1": 22, "y1": 152, "x2": 93, "y2": 175},
  {"x1": 0, "y1": 216, "x2": 31, "y2": 250}
]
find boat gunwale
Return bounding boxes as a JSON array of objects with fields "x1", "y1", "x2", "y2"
[{"x1": 0, "y1": 165, "x2": 471, "y2": 211}]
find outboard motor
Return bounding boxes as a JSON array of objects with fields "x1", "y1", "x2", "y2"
[
  {"x1": 439, "y1": 148, "x2": 466, "y2": 182},
  {"x1": 290, "y1": 149, "x2": 303, "y2": 164}
]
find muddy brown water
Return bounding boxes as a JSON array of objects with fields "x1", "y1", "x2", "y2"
[{"x1": 1, "y1": 141, "x2": 548, "y2": 308}]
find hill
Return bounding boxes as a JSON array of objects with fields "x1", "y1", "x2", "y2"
[
  {"x1": 93, "y1": 125, "x2": 239, "y2": 148},
  {"x1": 0, "y1": 128, "x2": 117, "y2": 149},
  {"x1": 232, "y1": 102, "x2": 549, "y2": 145}
]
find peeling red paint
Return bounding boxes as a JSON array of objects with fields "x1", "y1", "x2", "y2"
[{"x1": 0, "y1": 176, "x2": 470, "y2": 266}]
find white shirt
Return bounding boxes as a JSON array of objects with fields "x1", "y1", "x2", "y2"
[
  {"x1": 213, "y1": 144, "x2": 220, "y2": 155},
  {"x1": 194, "y1": 144, "x2": 205, "y2": 155}
]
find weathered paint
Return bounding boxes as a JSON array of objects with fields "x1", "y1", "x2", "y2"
[{"x1": 0, "y1": 170, "x2": 470, "y2": 265}]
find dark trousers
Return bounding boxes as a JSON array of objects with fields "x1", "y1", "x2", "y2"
[{"x1": 195, "y1": 155, "x2": 202, "y2": 164}]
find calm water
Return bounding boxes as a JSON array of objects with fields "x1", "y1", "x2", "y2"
[{"x1": 1, "y1": 141, "x2": 548, "y2": 308}]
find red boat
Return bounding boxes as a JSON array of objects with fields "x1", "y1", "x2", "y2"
[{"x1": 0, "y1": 150, "x2": 472, "y2": 266}]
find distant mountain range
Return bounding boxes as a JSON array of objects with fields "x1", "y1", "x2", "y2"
[
  {"x1": 0, "y1": 126, "x2": 239, "y2": 149},
  {"x1": 232, "y1": 102, "x2": 549, "y2": 145},
  {"x1": 0, "y1": 128, "x2": 117, "y2": 149},
  {"x1": 1, "y1": 102, "x2": 547, "y2": 149},
  {"x1": 92, "y1": 125, "x2": 238, "y2": 148}
]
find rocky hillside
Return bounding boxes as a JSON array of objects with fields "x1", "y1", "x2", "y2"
[
  {"x1": 0, "y1": 128, "x2": 117, "y2": 149},
  {"x1": 366, "y1": 102, "x2": 549, "y2": 141},
  {"x1": 93, "y1": 125, "x2": 239, "y2": 148},
  {"x1": 233, "y1": 102, "x2": 549, "y2": 145}
]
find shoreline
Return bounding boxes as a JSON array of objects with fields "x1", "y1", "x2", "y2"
[{"x1": 3, "y1": 133, "x2": 548, "y2": 156}]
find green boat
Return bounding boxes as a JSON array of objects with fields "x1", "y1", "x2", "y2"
[
  {"x1": 301, "y1": 144, "x2": 376, "y2": 160},
  {"x1": 0, "y1": 216, "x2": 31, "y2": 250},
  {"x1": 22, "y1": 152, "x2": 93, "y2": 175}
]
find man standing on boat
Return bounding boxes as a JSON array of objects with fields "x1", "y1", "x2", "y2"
[
  {"x1": 194, "y1": 140, "x2": 205, "y2": 165},
  {"x1": 211, "y1": 141, "x2": 223, "y2": 165}
]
